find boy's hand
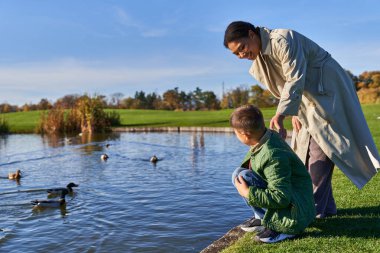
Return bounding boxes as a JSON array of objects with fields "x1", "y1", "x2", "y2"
[{"x1": 234, "y1": 176, "x2": 249, "y2": 198}]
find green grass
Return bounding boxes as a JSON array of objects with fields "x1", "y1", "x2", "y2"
[
  {"x1": 114, "y1": 108, "x2": 286, "y2": 128},
  {"x1": 222, "y1": 169, "x2": 380, "y2": 253},
  {"x1": 114, "y1": 107, "x2": 296, "y2": 128},
  {"x1": 0, "y1": 110, "x2": 42, "y2": 133}
]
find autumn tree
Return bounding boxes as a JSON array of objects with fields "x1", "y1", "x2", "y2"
[
  {"x1": 249, "y1": 85, "x2": 278, "y2": 107},
  {"x1": 0, "y1": 103, "x2": 18, "y2": 113},
  {"x1": 163, "y1": 87, "x2": 181, "y2": 110},
  {"x1": 37, "y1": 98, "x2": 53, "y2": 110},
  {"x1": 221, "y1": 86, "x2": 249, "y2": 109},
  {"x1": 56, "y1": 94, "x2": 80, "y2": 109}
]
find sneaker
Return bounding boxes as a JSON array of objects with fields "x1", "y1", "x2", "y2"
[
  {"x1": 239, "y1": 217, "x2": 265, "y2": 232},
  {"x1": 254, "y1": 228, "x2": 296, "y2": 243}
]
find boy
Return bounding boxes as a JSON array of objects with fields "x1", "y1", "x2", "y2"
[{"x1": 230, "y1": 105, "x2": 315, "y2": 243}]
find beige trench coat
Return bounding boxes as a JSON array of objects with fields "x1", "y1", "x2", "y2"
[{"x1": 249, "y1": 27, "x2": 379, "y2": 189}]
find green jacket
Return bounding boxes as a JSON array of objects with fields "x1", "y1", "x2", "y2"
[{"x1": 241, "y1": 130, "x2": 315, "y2": 234}]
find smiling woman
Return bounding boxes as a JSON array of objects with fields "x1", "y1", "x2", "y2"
[
  {"x1": 223, "y1": 21, "x2": 380, "y2": 222},
  {"x1": 223, "y1": 22, "x2": 261, "y2": 61}
]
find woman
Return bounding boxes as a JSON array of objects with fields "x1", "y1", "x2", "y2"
[{"x1": 224, "y1": 21, "x2": 379, "y2": 218}]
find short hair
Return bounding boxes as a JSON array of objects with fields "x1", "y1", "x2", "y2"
[
  {"x1": 230, "y1": 105, "x2": 265, "y2": 134},
  {"x1": 223, "y1": 21, "x2": 260, "y2": 48}
]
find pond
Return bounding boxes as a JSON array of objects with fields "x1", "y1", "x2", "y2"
[{"x1": 0, "y1": 132, "x2": 253, "y2": 253}]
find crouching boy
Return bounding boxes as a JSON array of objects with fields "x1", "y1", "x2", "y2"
[{"x1": 230, "y1": 105, "x2": 315, "y2": 243}]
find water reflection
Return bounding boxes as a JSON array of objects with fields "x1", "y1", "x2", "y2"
[
  {"x1": 0, "y1": 132, "x2": 250, "y2": 253},
  {"x1": 0, "y1": 134, "x2": 9, "y2": 151},
  {"x1": 41, "y1": 132, "x2": 121, "y2": 149},
  {"x1": 0, "y1": 177, "x2": 22, "y2": 186},
  {"x1": 32, "y1": 205, "x2": 68, "y2": 218},
  {"x1": 190, "y1": 132, "x2": 205, "y2": 169}
]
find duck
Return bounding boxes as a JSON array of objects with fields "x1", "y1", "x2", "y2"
[
  {"x1": 101, "y1": 154, "x2": 109, "y2": 161},
  {"x1": 105, "y1": 144, "x2": 111, "y2": 148},
  {"x1": 31, "y1": 189, "x2": 69, "y2": 208},
  {"x1": 150, "y1": 155, "x2": 159, "y2": 163},
  {"x1": 8, "y1": 170, "x2": 22, "y2": 180},
  {"x1": 47, "y1": 182, "x2": 79, "y2": 195},
  {"x1": 64, "y1": 137, "x2": 72, "y2": 144}
]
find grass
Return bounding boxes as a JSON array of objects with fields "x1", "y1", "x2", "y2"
[
  {"x1": 0, "y1": 110, "x2": 42, "y2": 133},
  {"x1": 222, "y1": 169, "x2": 380, "y2": 253}
]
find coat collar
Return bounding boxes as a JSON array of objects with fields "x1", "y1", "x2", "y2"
[
  {"x1": 259, "y1": 27, "x2": 272, "y2": 55},
  {"x1": 240, "y1": 128, "x2": 272, "y2": 167},
  {"x1": 250, "y1": 128, "x2": 272, "y2": 155}
]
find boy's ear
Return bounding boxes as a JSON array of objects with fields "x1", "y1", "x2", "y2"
[
  {"x1": 238, "y1": 130, "x2": 251, "y2": 139},
  {"x1": 243, "y1": 132, "x2": 251, "y2": 141}
]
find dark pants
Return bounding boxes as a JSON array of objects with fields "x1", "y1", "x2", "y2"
[{"x1": 306, "y1": 137, "x2": 337, "y2": 218}]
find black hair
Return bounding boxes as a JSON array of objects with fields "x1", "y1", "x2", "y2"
[{"x1": 223, "y1": 21, "x2": 260, "y2": 48}]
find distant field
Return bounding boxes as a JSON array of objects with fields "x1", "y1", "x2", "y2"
[
  {"x1": 1, "y1": 104, "x2": 379, "y2": 147},
  {"x1": 0, "y1": 107, "x2": 283, "y2": 133}
]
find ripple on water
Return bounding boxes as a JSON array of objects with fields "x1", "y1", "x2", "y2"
[{"x1": 0, "y1": 132, "x2": 251, "y2": 252}]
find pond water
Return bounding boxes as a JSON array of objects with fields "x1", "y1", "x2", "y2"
[{"x1": 0, "y1": 132, "x2": 253, "y2": 253}]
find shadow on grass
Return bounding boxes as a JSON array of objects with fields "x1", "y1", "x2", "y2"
[{"x1": 304, "y1": 205, "x2": 380, "y2": 239}]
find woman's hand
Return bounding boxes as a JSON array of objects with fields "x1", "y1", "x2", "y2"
[
  {"x1": 234, "y1": 176, "x2": 249, "y2": 198},
  {"x1": 270, "y1": 113, "x2": 287, "y2": 139},
  {"x1": 292, "y1": 116, "x2": 302, "y2": 133}
]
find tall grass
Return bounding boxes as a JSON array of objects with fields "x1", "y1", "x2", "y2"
[
  {"x1": 37, "y1": 95, "x2": 121, "y2": 135},
  {"x1": 0, "y1": 116, "x2": 10, "y2": 134}
]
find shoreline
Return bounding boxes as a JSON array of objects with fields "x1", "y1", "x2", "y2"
[
  {"x1": 200, "y1": 223, "x2": 246, "y2": 253},
  {"x1": 112, "y1": 126, "x2": 235, "y2": 133}
]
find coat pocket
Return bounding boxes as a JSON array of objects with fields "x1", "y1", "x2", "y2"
[{"x1": 304, "y1": 66, "x2": 336, "y2": 122}]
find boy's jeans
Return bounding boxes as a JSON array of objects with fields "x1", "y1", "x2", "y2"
[{"x1": 232, "y1": 167, "x2": 267, "y2": 219}]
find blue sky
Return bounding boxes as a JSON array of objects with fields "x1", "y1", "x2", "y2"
[{"x1": 0, "y1": 0, "x2": 379, "y2": 105}]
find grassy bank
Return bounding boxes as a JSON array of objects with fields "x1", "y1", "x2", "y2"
[
  {"x1": 222, "y1": 168, "x2": 380, "y2": 253},
  {"x1": 4, "y1": 104, "x2": 378, "y2": 133}
]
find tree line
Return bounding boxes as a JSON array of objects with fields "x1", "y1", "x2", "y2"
[
  {"x1": 0, "y1": 85, "x2": 278, "y2": 112},
  {"x1": 1, "y1": 70, "x2": 379, "y2": 113}
]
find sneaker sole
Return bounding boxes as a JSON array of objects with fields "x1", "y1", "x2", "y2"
[
  {"x1": 240, "y1": 225, "x2": 265, "y2": 233},
  {"x1": 257, "y1": 233, "x2": 296, "y2": 243}
]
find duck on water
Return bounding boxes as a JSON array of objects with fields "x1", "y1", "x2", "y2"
[
  {"x1": 31, "y1": 189, "x2": 69, "y2": 208},
  {"x1": 8, "y1": 170, "x2": 22, "y2": 180},
  {"x1": 101, "y1": 154, "x2": 109, "y2": 161},
  {"x1": 47, "y1": 182, "x2": 79, "y2": 196}
]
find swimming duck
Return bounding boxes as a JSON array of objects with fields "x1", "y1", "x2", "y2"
[
  {"x1": 105, "y1": 144, "x2": 111, "y2": 148},
  {"x1": 31, "y1": 189, "x2": 69, "y2": 208},
  {"x1": 47, "y1": 182, "x2": 79, "y2": 195},
  {"x1": 150, "y1": 155, "x2": 159, "y2": 163},
  {"x1": 8, "y1": 170, "x2": 22, "y2": 180},
  {"x1": 64, "y1": 137, "x2": 72, "y2": 144},
  {"x1": 101, "y1": 154, "x2": 109, "y2": 161}
]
